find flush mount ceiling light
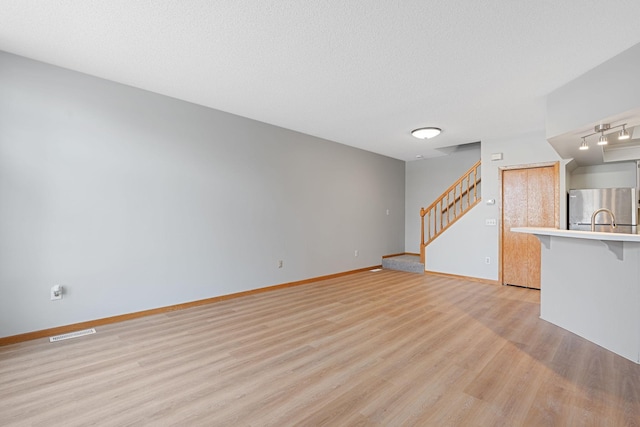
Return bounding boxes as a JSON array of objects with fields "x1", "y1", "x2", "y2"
[
  {"x1": 578, "y1": 122, "x2": 629, "y2": 150},
  {"x1": 411, "y1": 127, "x2": 442, "y2": 139}
]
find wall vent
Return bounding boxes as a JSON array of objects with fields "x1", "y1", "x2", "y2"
[{"x1": 49, "y1": 328, "x2": 96, "y2": 343}]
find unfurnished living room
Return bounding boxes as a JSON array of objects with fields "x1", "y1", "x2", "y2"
[{"x1": 2, "y1": 1, "x2": 640, "y2": 426}]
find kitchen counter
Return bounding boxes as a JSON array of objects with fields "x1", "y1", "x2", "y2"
[
  {"x1": 512, "y1": 227, "x2": 640, "y2": 363},
  {"x1": 511, "y1": 227, "x2": 640, "y2": 242}
]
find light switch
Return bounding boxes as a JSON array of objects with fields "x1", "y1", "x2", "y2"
[{"x1": 485, "y1": 219, "x2": 497, "y2": 226}]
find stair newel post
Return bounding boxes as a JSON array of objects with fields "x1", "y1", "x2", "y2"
[{"x1": 420, "y1": 207, "x2": 426, "y2": 264}]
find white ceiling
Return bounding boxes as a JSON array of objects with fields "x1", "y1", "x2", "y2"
[{"x1": 2, "y1": 1, "x2": 640, "y2": 161}]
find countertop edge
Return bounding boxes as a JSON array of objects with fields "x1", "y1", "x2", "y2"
[{"x1": 511, "y1": 227, "x2": 640, "y2": 242}]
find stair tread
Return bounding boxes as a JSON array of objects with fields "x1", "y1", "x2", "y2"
[
  {"x1": 382, "y1": 255, "x2": 424, "y2": 274},
  {"x1": 385, "y1": 255, "x2": 421, "y2": 263}
]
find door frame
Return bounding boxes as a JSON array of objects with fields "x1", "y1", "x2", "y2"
[{"x1": 499, "y1": 161, "x2": 560, "y2": 286}]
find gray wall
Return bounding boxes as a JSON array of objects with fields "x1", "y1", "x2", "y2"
[
  {"x1": 404, "y1": 144, "x2": 480, "y2": 253},
  {"x1": 570, "y1": 162, "x2": 637, "y2": 189},
  {"x1": 0, "y1": 52, "x2": 405, "y2": 338}
]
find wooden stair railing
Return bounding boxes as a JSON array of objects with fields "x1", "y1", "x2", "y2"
[{"x1": 420, "y1": 160, "x2": 481, "y2": 263}]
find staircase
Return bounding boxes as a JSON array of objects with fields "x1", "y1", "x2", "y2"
[
  {"x1": 383, "y1": 160, "x2": 481, "y2": 274},
  {"x1": 420, "y1": 160, "x2": 481, "y2": 263}
]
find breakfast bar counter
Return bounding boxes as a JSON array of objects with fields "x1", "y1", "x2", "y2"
[{"x1": 512, "y1": 227, "x2": 640, "y2": 363}]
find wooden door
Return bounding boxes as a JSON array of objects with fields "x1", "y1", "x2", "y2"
[
  {"x1": 502, "y1": 169, "x2": 529, "y2": 287},
  {"x1": 502, "y1": 165, "x2": 557, "y2": 289}
]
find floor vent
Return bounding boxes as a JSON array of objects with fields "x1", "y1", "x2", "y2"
[
  {"x1": 49, "y1": 328, "x2": 96, "y2": 343},
  {"x1": 370, "y1": 268, "x2": 382, "y2": 272}
]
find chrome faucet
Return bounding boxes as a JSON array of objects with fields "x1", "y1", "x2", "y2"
[{"x1": 591, "y1": 208, "x2": 617, "y2": 232}]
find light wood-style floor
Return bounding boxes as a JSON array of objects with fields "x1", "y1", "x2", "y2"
[{"x1": 1, "y1": 270, "x2": 639, "y2": 426}]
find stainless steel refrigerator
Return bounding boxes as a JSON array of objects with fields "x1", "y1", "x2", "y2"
[{"x1": 568, "y1": 188, "x2": 638, "y2": 233}]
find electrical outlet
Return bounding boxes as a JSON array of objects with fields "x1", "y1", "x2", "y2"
[
  {"x1": 50, "y1": 285, "x2": 63, "y2": 301},
  {"x1": 485, "y1": 257, "x2": 491, "y2": 264},
  {"x1": 386, "y1": 209, "x2": 390, "y2": 216},
  {"x1": 354, "y1": 250, "x2": 359, "y2": 257},
  {"x1": 278, "y1": 260, "x2": 283, "y2": 269}
]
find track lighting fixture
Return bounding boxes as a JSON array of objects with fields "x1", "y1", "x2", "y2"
[{"x1": 578, "y1": 122, "x2": 630, "y2": 151}]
